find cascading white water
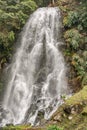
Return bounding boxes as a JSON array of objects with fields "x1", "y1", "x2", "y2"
[{"x1": 0, "y1": 7, "x2": 69, "y2": 126}]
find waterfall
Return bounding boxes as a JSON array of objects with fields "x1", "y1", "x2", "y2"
[{"x1": 0, "y1": 7, "x2": 69, "y2": 126}]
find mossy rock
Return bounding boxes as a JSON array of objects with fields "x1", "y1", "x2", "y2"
[
  {"x1": 48, "y1": 86, "x2": 87, "y2": 130},
  {"x1": 66, "y1": 86, "x2": 87, "y2": 105}
]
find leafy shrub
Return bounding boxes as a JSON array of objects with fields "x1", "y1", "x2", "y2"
[
  {"x1": 79, "y1": 5, "x2": 87, "y2": 30},
  {"x1": 18, "y1": 0, "x2": 37, "y2": 15},
  {"x1": 0, "y1": 0, "x2": 37, "y2": 65},
  {"x1": 6, "y1": 5, "x2": 19, "y2": 12},
  {"x1": 0, "y1": 12, "x2": 14, "y2": 23},
  {"x1": 0, "y1": 0, "x2": 7, "y2": 10},
  {"x1": 64, "y1": 29, "x2": 81, "y2": 50},
  {"x1": 63, "y1": 11, "x2": 79, "y2": 27},
  {"x1": 16, "y1": 10, "x2": 28, "y2": 25},
  {"x1": 63, "y1": 9, "x2": 87, "y2": 30},
  {"x1": 8, "y1": 31, "x2": 15, "y2": 42},
  {"x1": 47, "y1": 125, "x2": 63, "y2": 130},
  {"x1": 72, "y1": 54, "x2": 86, "y2": 77},
  {"x1": 6, "y1": 0, "x2": 20, "y2": 5}
]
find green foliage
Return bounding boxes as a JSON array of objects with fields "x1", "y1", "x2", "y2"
[
  {"x1": 63, "y1": 7, "x2": 87, "y2": 31},
  {"x1": 34, "y1": 0, "x2": 43, "y2": 7},
  {"x1": 47, "y1": 125, "x2": 63, "y2": 130},
  {"x1": 64, "y1": 29, "x2": 81, "y2": 50},
  {"x1": 63, "y1": 0, "x2": 87, "y2": 88},
  {"x1": 78, "y1": 2, "x2": 87, "y2": 30},
  {"x1": 2, "y1": 124, "x2": 31, "y2": 130},
  {"x1": 8, "y1": 31, "x2": 15, "y2": 42},
  {"x1": 72, "y1": 54, "x2": 86, "y2": 79},
  {"x1": 16, "y1": 10, "x2": 28, "y2": 25},
  {"x1": 18, "y1": 0, "x2": 37, "y2": 14},
  {"x1": 6, "y1": 5, "x2": 19, "y2": 13},
  {"x1": 0, "y1": 0, "x2": 37, "y2": 65},
  {"x1": 63, "y1": 49, "x2": 71, "y2": 57},
  {"x1": 63, "y1": 11, "x2": 79, "y2": 27},
  {"x1": 0, "y1": 0, "x2": 7, "y2": 10}
]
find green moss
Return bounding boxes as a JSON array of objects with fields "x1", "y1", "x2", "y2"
[
  {"x1": 49, "y1": 86, "x2": 87, "y2": 130},
  {"x1": 63, "y1": 114, "x2": 87, "y2": 130},
  {"x1": 66, "y1": 86, "x2": 87, "y2": 105},
  {"x1": 2, "y1": 125, "x2": 31, "y2": 130}
]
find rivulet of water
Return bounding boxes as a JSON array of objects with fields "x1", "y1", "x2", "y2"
[{"x1": 0, "y1": 7, "x2": 69, "y2": 126}]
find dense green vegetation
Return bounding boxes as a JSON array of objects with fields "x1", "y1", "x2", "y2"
[
  {"x1": 59, "y1": 0, "x2": 87, "y2": 88},
  {"x1": 0, "y1": 0, "x2": 40, "y2": 97},
  {"x1": 0, "y1": 0, "x2": 52, "y2": 67},
  {"x1": 0, "y1": 0, "x2": 38, "y2": 67}
]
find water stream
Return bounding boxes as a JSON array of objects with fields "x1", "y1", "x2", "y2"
[{"x1": 0, "y1": 7, "x2": 69, "y2": 127}]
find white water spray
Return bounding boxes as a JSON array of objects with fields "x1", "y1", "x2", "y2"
[{"x1": 0, "y1": 7, "x2": 69, "y2": 126}]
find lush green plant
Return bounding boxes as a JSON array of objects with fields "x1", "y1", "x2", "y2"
[
  {"x1": 63, "y1": 0, "x2": 87, "y2": 89},
  {"x1": 72, "y1": 54, "x2": 86, "y2": 78},
  {"x1": 64, "y1": 29, "x2": 81, "y2": 50},
  {"x1": 0, "y1": 0, "x2": 37, "y2": 65},
  {"x1": 63, "y1": 11, "x2": 79, "y2": 28},
  {"x1": 63, "y1": 7, "x2": 87, "y2": 31},
  {"x1": 17, "y1": 0, "x2": 37, "y2": 15},
  {"x1": 79, "y1": 5, "x2": 87, "y2": 30},
  {"x1": 8, "y1": 31, "x2": 15, "y2": 42},
  {"x1": 47, "y1": 125, "x2": 63, "y2": 130}
]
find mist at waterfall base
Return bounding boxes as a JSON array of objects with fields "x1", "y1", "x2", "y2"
[{"x1": 0, "y1": 7, "x2": 69, "y2": 127}]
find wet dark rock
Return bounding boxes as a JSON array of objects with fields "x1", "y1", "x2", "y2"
[
  {"x1": 6, "y1": 123, "x2": 14, "y2": 126},
  {"x1": 82, "y1": 112, "x2": 87, "y2": 116},
  {"x1": 33, "y1": 110, "x2": 45, "y2": 126},
  {"x1": 37, "y1": 110, "x2": 44, "y2": 118},
  {"x1": 64, "y1": 104, "x2": 83, "y2": 115},
  {"x1": 64, "y1": 106, "x2": 72, "y2": 114}
]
